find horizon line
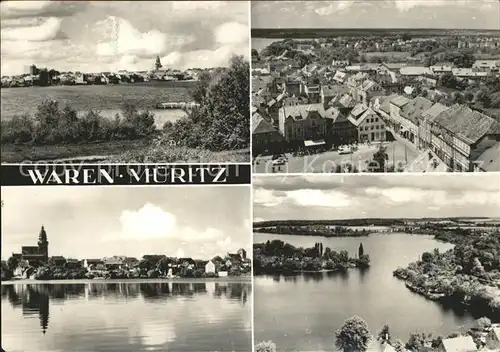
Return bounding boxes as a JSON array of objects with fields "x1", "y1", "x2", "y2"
[{"x1": 254, "y1": 216, "x2": 499, "y2": 223}]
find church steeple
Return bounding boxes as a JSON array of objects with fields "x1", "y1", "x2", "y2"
[
  {"x1": 38, "y1": 225, "x2": 48, "y2": 246},
  {"x1": 155, "y1": 55, "x2": 162, "y2": 71}
]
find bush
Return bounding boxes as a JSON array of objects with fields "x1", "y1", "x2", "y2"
[
  {"x1": 159, "y1": 55, "x2": 249, "y2": 152},
  {"x1": 255, "y1": 341, "x2": 276, "y2": 352},
  {"x1": 1, "y1": 100, "x2": 157, "y2": 146}
]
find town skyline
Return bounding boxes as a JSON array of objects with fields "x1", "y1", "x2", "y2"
[
  {"x1": 252, "y1": 0, "x2": 500, "y2": 30},
  {"x1": 253, "y1": 174, "x2": 500, "y2": 221},
  {"x1": 1, "y1": 186, "x2": 251, "y2": 261},
  {"x1": 1, "y1": 1, "x2": 249, "y2": 76}
]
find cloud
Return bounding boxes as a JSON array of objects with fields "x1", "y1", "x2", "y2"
[
  {"x1": 253, "y1": 174, "x2": 500, "y2": 221},
  {"x1": 0, "y1": 1, "x2": 88, "y2": 20},
  {"x1": 1, "y1": 17, "x2": 63, "y2": 41},
  {"x1": 287, "y1": 189, "x2": 351, "y2": 208},
  {"x1": 94, "y1": 16, "x2": 193, "y2": 58},
  {"x1": 215, "y1": 22, "x2": 249, "y2": 45},
  {"x1": 314, "y1": 1, "x2": 354, "y2": 16},
  {"x1": 1, "y1": 1, "x2": 248, "y2": 75},
  {"x1": 254, "y1": 189, "x2": 283, "y2": 207},
  {"x1": 119, "y1": 203, "x2": 177, "y2": 240}
]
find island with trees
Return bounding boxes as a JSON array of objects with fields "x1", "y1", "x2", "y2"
[
  {"x1": 393, "y1": 231, "x2": 500, "y2": 319},
  {"x1": 253, "y1": 239, "x2": 370, "y2": 275}
]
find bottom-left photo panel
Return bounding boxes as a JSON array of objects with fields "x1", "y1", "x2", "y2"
[{"x1": 1, "y1": 185, "x2": 252, "y2": 352}]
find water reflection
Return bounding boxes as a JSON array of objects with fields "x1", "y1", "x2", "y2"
[{"x1": 1, "y1": 282, "x2": 251, "y2": 337}]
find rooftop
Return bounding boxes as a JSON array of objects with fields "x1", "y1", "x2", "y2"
[
  {"x1": 252, "y1": 114, "x2": 278, "y2": 135},
  {"x1": 434, "y1": 104, "x2": 500, "y2": 145},
  {"x1": 440, "y1": 335, "x2": 477, "y2": 352},
  {"x1": 400, "y1": 96, "x2": 434, "y2": 124}
]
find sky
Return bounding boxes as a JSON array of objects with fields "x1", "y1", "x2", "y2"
[
  {"x1": 0, "y1": 1, "x2": 249, "y2": 76},
  {"x1": 253, "y1": 174, "x2": 500, "y2": 222},
  {"x1": 252, "y1": 0, "x2": 500, "y2": 29},
  {"x1": 1, "y1": 186, "x2": 251, "y2": 261}
]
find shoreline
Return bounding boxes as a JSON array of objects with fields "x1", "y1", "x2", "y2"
[{"x1": 1, "y1": 276, "x2": 251, "y2": 285}]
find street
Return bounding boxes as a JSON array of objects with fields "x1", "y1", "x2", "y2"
[{"x1": 253, "y1": 140, "x2": 420, "y2": 173}]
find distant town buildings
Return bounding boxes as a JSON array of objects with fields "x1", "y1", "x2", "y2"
[
  {"x1": 252, "y1": 35, "x2": 500, "y2": 171},
  {"x1": 0, "y1": 57, "x2": 213, "y2": 88}
]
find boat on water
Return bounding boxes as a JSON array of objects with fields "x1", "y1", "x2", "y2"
[{"x1": 155, "y1": 101, "x2": 200, "y2": 110}]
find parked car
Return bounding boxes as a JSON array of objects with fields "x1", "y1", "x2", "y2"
[
  {"x1": 338, "y1": 146, "x2": 352, "y2": 155},
  {"x1": 272, "y1": 157, "x2": 287, "y2": 165}
]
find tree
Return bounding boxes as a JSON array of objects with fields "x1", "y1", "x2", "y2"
[
  {"x1": 255, "y1": 341, "x2": 276, "y2": 352},
  {"x1": 377, "y1": 324, "x2": 391, "y2": 342},
  {"x1": 475, "y1": 317, "x2": 491, "y2": 330},
  {"x1": 251, "y1": 49, "x2": 260, "y2": 61},
  {"x1": 405, "y1": 332, "x2": 426, "y2": 351},
  {"x1": 421, "y1": 252, "x2": 433, "y2": 263},
  {"x1": 358, "y1": 243, "x2": 364, "y2": 258},
  {"x1": 335, "y1": 316, "x2": 371, "y2": 352},
  {"x1": 7, "y1": 256, "x2": 19, "y2": 272},
  {"x1": 190, "y1": 71, "x2": 212, "y2": 104},
  {"x1": 369, "y1": 146, "x2": 389, "y2": 172}
]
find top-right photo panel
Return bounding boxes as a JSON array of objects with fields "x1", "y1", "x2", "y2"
[{"x1": 251, "y1": 0, "x2": 500, "y2": 174}]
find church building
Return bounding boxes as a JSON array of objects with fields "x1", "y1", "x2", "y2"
[{"x1": 12, "y1": 226, "x2": 49, "y2": 265}]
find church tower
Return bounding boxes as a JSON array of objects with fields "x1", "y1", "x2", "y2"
[{"x1": 38, "y1": 225, "x2": 49, "y2": 261}]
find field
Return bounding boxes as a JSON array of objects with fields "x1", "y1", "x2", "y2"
[
  {"x1": 1, "y1": 140, "x2": 250, "y2": 163},
  {"x1": 0, "y1": 81, "x2": 196, "y2": 120}
]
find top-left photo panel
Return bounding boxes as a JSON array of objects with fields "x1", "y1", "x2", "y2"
[{"x1": 1, "y1": 1, "x2": 250, "y2": 164}]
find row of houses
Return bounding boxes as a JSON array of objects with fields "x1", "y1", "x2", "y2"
[{"x1": 372, "y1": 94, "x2": 500, "y2": 172}]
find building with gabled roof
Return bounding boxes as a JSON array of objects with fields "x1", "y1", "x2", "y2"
[
  {"x1": 399, "y1": 96, "x2": 434, "y2": 146},
  {"x1": 348, "y1": 105, "x2": 386, "y2": 142},
  {"x1": 252, "y1": 113, "x2": 284, "y2": 154},
  {"x1": 437, "y1": 335, "x2": 477, "y2": 352},
  {"x1": 418, "y1": 103, "x2": 449, "y2": 150},
  {"x1": 431, "y1": 104, "x2": 500, "y2": 171}
]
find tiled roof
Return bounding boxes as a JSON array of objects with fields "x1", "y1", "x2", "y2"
[
  {"x1": 474, "y1": 142, "x2": 500, "y2": 172},
  {"x1": 252, "y1": 114, "x2": 278, "y2": 134},
  {"x1": 400, "y1": 67, "x2": 432, "y2": 76},
  {"x1": 281, "y1": 103, "x2": 337, "y2": 121},
  {"x1": 338, "y1": 94, "x2": 356, "y2": 108},
  {"x1": 434, "y1": 104, "x2": 500, "y2": 145},
  {"x1": 401, "y1": 96, "x2": 434, "y2": 124},
  {"x1": 440, "y1": 335, "x2": 477, "y2": 352},
  {"x1": 390, "y1": 95, "x2": 411, "y2": 108},
  {"x1": 379, "y1": 94, "x2": 399, "y2": 114},
  {"x1": 350, "y1": 103, "x2": 369, "y2": 118},
  {"x1": 421, "y1": 103, "x2": 449, "y2": 122},
  {"x1": 348, "y1": 107, "x2": 378, "y2": 127}
]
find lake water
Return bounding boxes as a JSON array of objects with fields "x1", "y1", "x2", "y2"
[
  {"x1": 254, "y1": 233, "x2": 481, "y2": 352},
  {"x1": 1, "y1": 84, "x2": 192, "y2": 129},
  {"x1": 1, "y1": 281, "x2": 252, "y2": 352}
]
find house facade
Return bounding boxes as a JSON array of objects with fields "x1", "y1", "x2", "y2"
[
  {"x1": 278, "y1": 104, "x2": 328, "y2": 146},
  {"x1": 252, "y1": 113, "x2": 285, "y2": 154},
  {"x1": 348, "y1": 105, "x2": 386, "y2": 143},
  {"x1": 205, "y1": 261, "x2": 216, "y2": 274}
]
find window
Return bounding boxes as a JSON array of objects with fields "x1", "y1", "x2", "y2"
[
  {"x1": 371, "y1": 126, "x2": 374, "y2": 130},
  {"x1": 375, "y1": 118, "x2": 379, "y2": 122}
]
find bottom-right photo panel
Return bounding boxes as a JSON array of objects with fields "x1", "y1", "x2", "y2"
[{"x1": 253, "y1": 174, "x2": 500, "y2": 352}]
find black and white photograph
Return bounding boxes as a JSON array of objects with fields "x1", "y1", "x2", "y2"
[
  {"x1": 1, "y1": 1, "x2": 250, "y2": 163},
  {"x1": 251, "y1": 0, "x2": 500, "y2": 173},
  {"x1": 1, "y1": 186, "x2": 252, "y2": 352},
  {"x1": 253, "y1": 174, "x2": 500, "y2": 352}
]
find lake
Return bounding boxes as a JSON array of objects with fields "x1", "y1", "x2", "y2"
[
  {"x1": 254, "y1": 233, "x2": 481, "y2": 352},
  {"x1": 1, "y1": 84, "x2": 193, "y2": 129},
  {"x1": 1, "y1": 281, "x2": 252, "y2": 352}
]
